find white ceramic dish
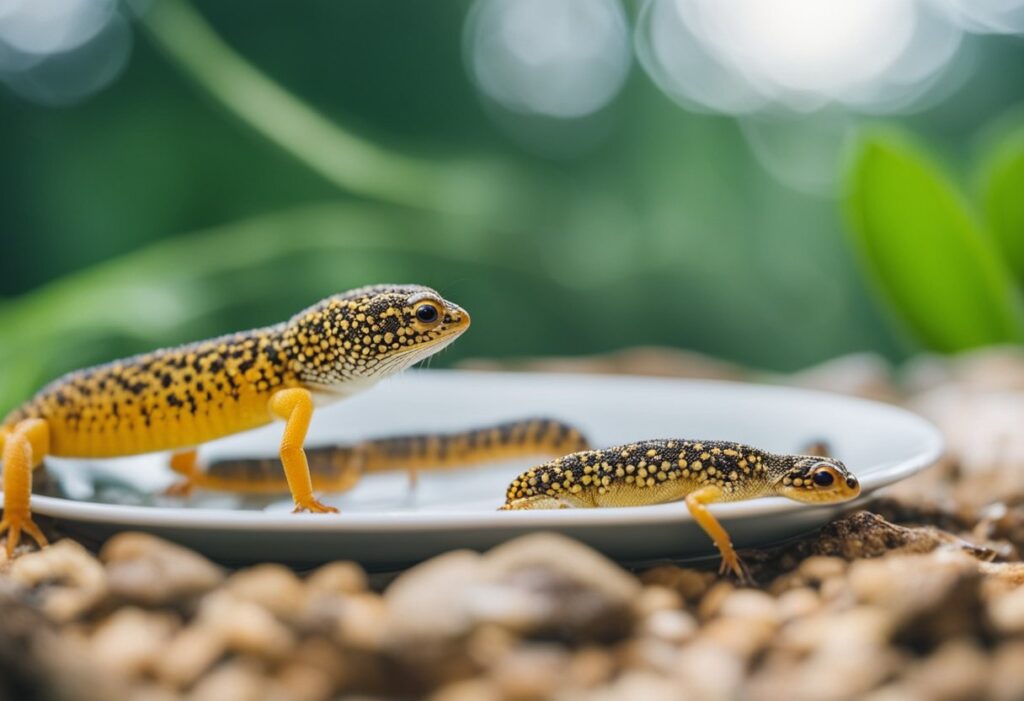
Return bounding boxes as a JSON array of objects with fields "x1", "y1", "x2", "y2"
[{"x1": 13, "y1": 370, "x2": 943, "y2": 568}]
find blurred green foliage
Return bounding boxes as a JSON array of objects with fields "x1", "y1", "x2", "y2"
[
  {"x1": 2, "y1": 1, "x2": 1024, "y2": 414},
  {"x1": 844, "y1": 130, "x2": 1024, "y2": 352},
  {"x1": 980, "y1": 123, "x2": 1024, "y2": 286}
]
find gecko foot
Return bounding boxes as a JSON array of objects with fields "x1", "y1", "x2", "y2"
[
  {"x1": 718, "y1": 552, "x2": 755, "y2": 585},
  {"x1": 293, "y1": 497, "x2": 339, "y2": 514},
  {"x1": 0, "y1": 515, "x2": 49, "y2": 558},
  {"x1": 164, "y1": 480, "x2": 195, "y2": 498}
]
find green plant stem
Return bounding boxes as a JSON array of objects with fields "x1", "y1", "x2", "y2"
[{"x1": 139, "y1": 0, "x2": 501, "y2": 216}]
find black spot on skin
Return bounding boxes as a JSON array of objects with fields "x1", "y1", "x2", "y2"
[
  {"x1": 166, "y1": 394, "x2": 183, "y2": 408},
  {"x1": 161, "y1": 374, "x2": 173, "y2": 389}
]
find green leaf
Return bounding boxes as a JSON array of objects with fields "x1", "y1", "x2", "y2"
[
  {"x1": 844, "y1": 130, "x2": 1024, "y2": 353},
  {"x1": 979, "y1": 125, "x2": 1024, "y2": 285}
]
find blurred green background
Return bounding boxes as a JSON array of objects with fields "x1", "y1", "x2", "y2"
[{"x1": 2, "y1": 0, "x2": 1024, "y2": 413}]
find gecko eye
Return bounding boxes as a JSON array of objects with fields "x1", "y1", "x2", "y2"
[
  {"x1": 812, "y1": 470, "x2": 834, "y2": 487},
  {"x1": 415, "y1": 304, "x2": 440, "y2": 324}
]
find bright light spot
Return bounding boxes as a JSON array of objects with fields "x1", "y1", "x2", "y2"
[
  {"x1": 0, "y1": 0, "x2": 114, "y2": 55},
  {"x1": 465, "y1": 0, "x2": 631, "y2": 118},
  {"x1": 4, "y1": 12, "x2": 131, "y2": 106},
  {"x1": 936, "y1": 0, "x2": 1024, "y2": 34},
  {"x1": 636, "y1": 0, "x2": 968, "y2": 114},
  {"x1": 696, "y1": 0, "x2": 915, "y2": 96},
  {"x1": 0, "y1": 0, "x2": 129, "y2": 106},
  {"x1": 636, "y1": 0, "x2": 764, "y2": 114}
]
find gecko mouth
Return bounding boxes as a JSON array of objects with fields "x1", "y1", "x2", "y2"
[{"x1": 375, "y1": 319, "x2": 470, "y2": 375}]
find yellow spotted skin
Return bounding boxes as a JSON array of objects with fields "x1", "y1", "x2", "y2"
[
  {"x1": 504, "y1": 439, "x2": 860, "y2": 508},
  {"x1": 0, "y1": 284, "x2": 470, "y2": 556},
  {"x1": 502, "y1": 439, "x2": 862, "y2": 582},
  {"x1": 198, "y1": 418, "x2": 590, "y2": 494},
  {"x1": 2, "y1": 284, "x2": 468, "y2": 458}
]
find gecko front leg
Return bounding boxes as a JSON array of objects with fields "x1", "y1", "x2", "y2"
[
  {"x1": 685, "y1": 485, "x2": 752, "y2": 583},
  {"x1": 0, "y1": 419, "x2": 51, "y2": 556},
  {"x1": 269, "y1": 388, "x2": 337, "y2": 514}
]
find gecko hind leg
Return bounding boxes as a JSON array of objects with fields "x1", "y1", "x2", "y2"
[
  {"x1": 1, "y1": 418, "x2": 51, "y2": 556},
  {"x1": 685, "y1": 486, "x2": 754, "y2": 585},
  {"x1": 166, "y1": 449, "x2": 201, "y2": 497}
]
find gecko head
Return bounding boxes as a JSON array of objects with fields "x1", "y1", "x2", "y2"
[
  {"x1": 284, "y1": 284, "x2": 470, "y2": 387},
  {"x1": 773, "y1": 456, "x2": 861, "y2": 504}
]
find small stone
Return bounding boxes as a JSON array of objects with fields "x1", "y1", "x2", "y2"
[
  {"x1": 775, "y1": 587, "x2": 820, "y2": 621},
  {"x1": 673, "y1": 642, "x2": 745, "y2": 701},
  {"x1": 336, "y1": 592, "x2": 389, "y2": 651},
  {"x1": 154, "y1": 625, "x2": 226, "y2": 688},
  {"x1": 197, "y1": 591, "x2": 295, "y2": 658},
  {"x1": 427, "y1": 679, "x2": 502, "y2": 701},
  {"x1": 717, "y1": 589, "x2": 779, "y2": 625},
  {"x1": 567, "y1": 647, "x2": 616, "y2": 689},
  {"x1": 848, "y1": 552, "x2": 982, "y2": 642},
  {"x1": 185, "y1": 660, "x2": 266, "y2": 701},
  {"x1": 632, "y1": 585, "x2": 683, "y2": 617},
  {"x1": 90, "y1": 607, "x2": 179, "y2": 678},
  {"x1": 697, "y1": 581, "x2": 735, "y2": 620},
  {"x1": 616, "y1": 638, "x2": 679, "y2": 676},
  {"x1": 126, "y1": 684, "x2": 181, "y2": 701},
  {"x1": 384, "y1": 550, "x2": 483, "y2": 641},
  {"x1": 797, "y1": 556, "x2": 847, "y2": 582},
  {"x1": 640, "y1": 566, "x2": 714, "y2": 602},
  {"x1": 640, "y1": 609, "x2": 697, "y2": 644},
  {"x1": 778, "y1": 607, "x2": 892, "y2": 656},
  {"x1": 101, "y1": 533, "x2": 223, "y2": 606},
  {"x1": 8, "y1": 539, "x2": 107, "y2": 622},
  {"x1": 305, "y1": 561, "x2": 367, "y2": 595},
  {"x1": 901, "y1": 639, "x2": 989, "y2": 701},
  {"x1": 700, "y1": 617, "x2": 776, "y2": 660},
  {"x1": 990, "y1": 641, "x2": 1024, "y2": 701},
  {"x1": 225, "y1": 564, "x2": 306, "y2": 620},
  {"x1": 987, "y1": 586, "x2": 1024, "y2": 635},
  {"x1": 277, "y1": 661, "x2": 335, "y2": 701},
  {"x1": 388, "y1": 534, "x2": 639, "y2": 645},
  {"x1": 489, "y1": 644, "x2": 572, "y2": 700},
  {"x1": 581, "y1": 670, "x2": 685, "y2": 701}
]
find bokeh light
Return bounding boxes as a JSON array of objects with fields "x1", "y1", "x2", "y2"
[
  {"x1": 0, "y1": 0, "x2": 130, "y2": 105},
  {"x1": 938, "y1": 0, "x2": 1024, "y2": 34},
  {"x1": 464, "y1": 0, "x2": 631, "y2": 119},
  {"x1": 634, "y1": 0, "x2": 983, "y2": 115}
]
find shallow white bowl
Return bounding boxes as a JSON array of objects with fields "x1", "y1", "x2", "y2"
[{"x1": 15, "y1": 370, "x2": 942, "y2": 568}]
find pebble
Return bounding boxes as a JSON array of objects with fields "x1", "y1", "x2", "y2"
[
  {"x1": 986, "y1": 585, "x2": 1024, "y2": 635},
  {"x1": 89, "y1": 607, "x2": 179, "y2": 678},
  {"x1": 198, "y1": 590, "x2": 296, "y2": 658},
  {"x1": 639, "y1": 566, "x2": 714, "y2": 602},
  {"x1": 900, "y1": 639, "x2": 989, "y2": 701},
  {"x1": 155, "y1": 624, "x2": 227, "y2": 688},
  {"x1": 101, "y1": 533, "x2": 224, "y2": 606},
  {"x1": 305, "y1": 561, "x2": 367, "y2": 595},
  {"x1": 989, "y1": 640, "x2": 1024, "y2": 701},
  {"x1": 640, "y1": 609, "x2": 698, "y2": 644},
  {"x1": 7, "y1": 539, "x2": 107, "y2": 622},
  {"x1": 224, "y1": 564, "x2": 307, "y2": 620},
  {"x1": 488, "y1": 644, "x2": 573, "y2": 700}
]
